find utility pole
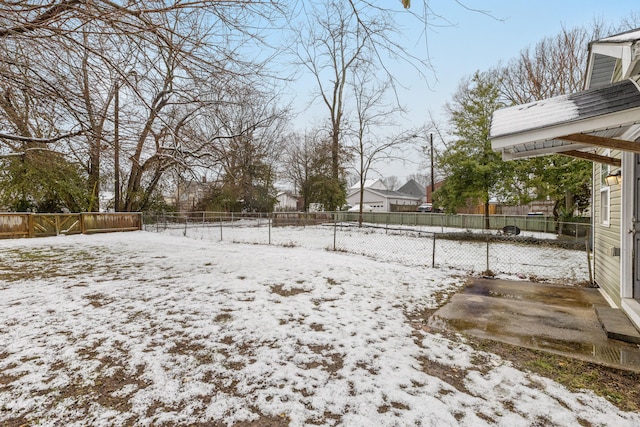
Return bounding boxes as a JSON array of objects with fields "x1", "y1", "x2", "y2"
[
  {"x1": 114, "y1": 80, "x2": 120, "y2": 212},
  {"x1": 430, "y1": 133, "x2": 435, "y2": 194}
]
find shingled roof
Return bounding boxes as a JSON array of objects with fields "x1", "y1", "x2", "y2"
[{"x1": 491, "y1": 76, "x2": 640, "y2": 160}]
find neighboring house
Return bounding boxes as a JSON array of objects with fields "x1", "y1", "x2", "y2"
[
  {"x1": 174, "y1": 178, "x2": 213, "y2": 211},
  {"x1": 350, "y1": 178, "x2": 388, "y2": 191},
  {"x1": 275, "y1": 191, "x2": 301, "y2": 211},
  {"x1": 397, "y1": 179, "x2": 427, "y2": 204},
  {"x1": 490, "y1": 28, "x2": 640, "y2": 330},
  {"x1": 347, "y1": 179, "x2": 422, "y2": 212}
]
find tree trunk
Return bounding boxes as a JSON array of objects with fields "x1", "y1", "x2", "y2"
[
  {"x1": 484, "y1": 200, "x2": 490, "y2": 230},
  {"x1": 565, "y1": 190, "x2": 574, "y2": 216},
  {"x1": 87, "y1": 146, "x2": 100, "y2": 212},
  {"x1": 358, "y1": 186, "x2": 364, "y2": 227}
]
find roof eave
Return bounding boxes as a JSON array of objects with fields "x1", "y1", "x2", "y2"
[
  {"x1": 491, "y1": 107, "x2": 640, "y2": 157},
  {"x1": 501, "y1": 143, "x2": 592, "y2": 161}
]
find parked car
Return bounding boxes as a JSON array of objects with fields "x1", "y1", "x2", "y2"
[
  {"x1": 416, "y1": 203, "x2": 433, "y2": 213},
  {"x1": 348, "y1": 204, "x2": 373, "y2": 212},
  {"x1": 417, "y1": 203, "x2": 442, "y2": 213}
]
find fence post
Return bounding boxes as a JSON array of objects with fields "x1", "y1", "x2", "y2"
[
  {"x1": 432, "y1": 233, "x2": 436, "y2": 268},
  {"x1": 333, "y1": 216, "x2": 337, "y2": 251},
  {"x1": 184, "y1": 217, "x2": 187, "y2": 237},
  {"x1": 80, "y1": 213, "x2": 86, "y2": 235},
  {"x1": 27, "y1": 213, "x2": 35, "y2": 238},
  {"x1": 486, "y1": 234, "x2": 490, "y2": 274},
  {"x1": 268, "y1": 214, "x2": 272, "y2": 245},
  {"x1": 219, "y1": 215, "x2": 223, "y2": 241}
]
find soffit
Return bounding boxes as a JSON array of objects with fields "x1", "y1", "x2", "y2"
[{"x1": 490, "y1": 77, "x2": 640, "y2": 162}]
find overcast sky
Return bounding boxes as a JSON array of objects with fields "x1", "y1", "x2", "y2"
[{"x1": 287, "y1": 1, "x2": 640, "y2": 184}]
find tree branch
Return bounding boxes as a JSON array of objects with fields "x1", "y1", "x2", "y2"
[
  {"x1": 0, "y1": 0, "x2": 81, "y2": 37},
  {"x1": 0, "y1": 129, "x2": 84, "y2": 143}
]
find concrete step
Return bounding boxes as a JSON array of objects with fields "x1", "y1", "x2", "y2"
[{"x1": 596, "y1": 307, "x2": 640, "y2": 344}]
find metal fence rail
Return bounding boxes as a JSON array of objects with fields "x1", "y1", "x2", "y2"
[{"x1": 144, "y1": 212, "x2": 592, "y2": 284}]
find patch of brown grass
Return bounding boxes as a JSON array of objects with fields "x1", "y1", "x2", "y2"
[
  {"x1": 472, "y1": 338, "x2": 640, "y2": 412},
  {"x1": 270, "y1": 284, "x2": 309, "y2": 297}
]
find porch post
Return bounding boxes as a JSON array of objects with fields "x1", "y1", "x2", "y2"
[{"x1": 621, "y1": 151, "x2": 634, "y2": 299}]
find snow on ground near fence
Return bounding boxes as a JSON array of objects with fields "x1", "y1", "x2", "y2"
[
  {"x1": 150, "y1": 220, "x2": 589, "y2": 283},
  {"x1": 0, "y1": 231, "x2": 633, "y2": 426}
]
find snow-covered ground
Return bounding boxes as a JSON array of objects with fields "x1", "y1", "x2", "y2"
[{"x1": 1, "y1": 231, "x2": 632, "y2": 426}]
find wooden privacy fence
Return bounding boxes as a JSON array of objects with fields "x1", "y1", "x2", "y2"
[{"x1": 0, "y1": 213, "x2": 142, "y2": 239}]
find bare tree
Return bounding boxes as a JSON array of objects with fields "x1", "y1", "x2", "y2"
[
  {"x1": 0, "y1": 1, "x2": 292, "y2": 211},
  {"x1": 188, "y1": 84, "x2": 290, "y2": 212},
  {"x1": 500, "y1": 23, "x2": 609, "y2": 104},
  {"x1": 290, "y1": 0, "x2": 432, "y2": 210},
  {"x1": 283, "y1": 131, "x2": 319, "y2": 213},
  {"x1": 382, "y1": 176, "x2": 401, "y2": 191},
  {"x1": 349, "y1": 67, "x2": 408, "y2": 224},
  {"x1": 292, "y1": 1, "x2": 364, "y2": 204},
  {"x1": 0, "y1": 32, "x2": 91, "y2": 210},
  {"x1": 283, "y1": 128, "x2": 351, "y2": 212},
  {"x1": 619, "y1": 11, "x2": 640, "y2": 30}
]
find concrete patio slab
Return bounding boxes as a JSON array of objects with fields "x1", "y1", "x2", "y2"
[
  {"x1": 428, "y1": 278, "x2": 640, "y2": 372},
  {"x1": 596, "y1": 306, "x2": 640, "y2": 344}
]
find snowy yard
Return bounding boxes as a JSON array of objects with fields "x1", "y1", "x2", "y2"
[
  {"x1": 0, "y1": 231, "x2": 636, "y2": 426},
  {"x1": 150, "y1": 220, "x2": 590, "y2": 283}
]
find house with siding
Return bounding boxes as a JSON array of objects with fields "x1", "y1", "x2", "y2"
[
  {"x1": 490, "y1": 28, "x2": 640, "y2": 331},
  {"x1": 397, "y1": 179, "x2": 427, "y2": 204},
  {"x1": 275, "y1": 191, "x2": 301, "y2": 211},
  {"x1": 346, "y1": 179, "x2": 422, "y2": 212}
]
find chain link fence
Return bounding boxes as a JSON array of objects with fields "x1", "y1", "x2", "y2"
[{"x1": 143, "y1": 211, "x2": 592, "y2": 285}]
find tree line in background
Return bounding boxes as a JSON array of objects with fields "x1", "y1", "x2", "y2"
[
  {"x1": 0, "y1": 0, "x2": 428, "y2": 214},
  {"x1": 1, "y1": 2, "x2": 639, "y2": 217}
]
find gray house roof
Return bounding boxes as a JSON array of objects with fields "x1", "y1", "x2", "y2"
[
  {"x1": 347, "y1": 187, "x2": 419, "y2": 201},
  {"x1": 397, "y1": 179, "x2": 424, "y2": 199},
  {"x1": 491, "y1": 76, "x2": 640, "y2": 160}
]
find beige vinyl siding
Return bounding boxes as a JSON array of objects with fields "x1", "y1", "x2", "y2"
[
  {"x1": 612, "y1": 58, "x2": 623, "y2": 83},
  {"x1": 593, "y1": 149, "x2": 622, "y2": 306}
]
